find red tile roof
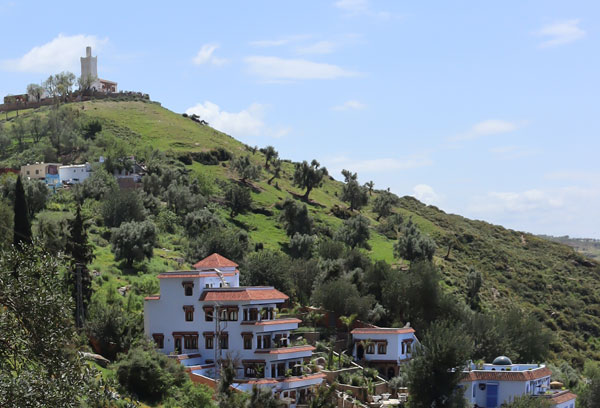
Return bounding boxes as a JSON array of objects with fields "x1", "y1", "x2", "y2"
[
  {"x1": 157, "y1": 271, "x2": 238, "y2": 279},
  {"x1": 547, "y1": 391, "x2": 577, "y2": 404},
  {"x1": 463, "y1": 367, "x2": 552, "y2": 382},
  {"x1": 144, "y1": 295, "x2": 160, "y2": 300},
  {"x1": 199, "y1": 287, "x2": 289, "y2": 302},
  {"x1": 255, "y1": 345, "x2": 315, "y2": 354},
  {"x1": 251, "y1": 318, "x2": 302, "y2": 326},
  {"x1": 351, "y1": 327, "x2": 415, "y2": 335},
  {"x1": 245, "y1": 373, "x2": 326, "y2": 385},
  {"x1": 194, "y1": 253, "x2": 239, "y2": 269}
]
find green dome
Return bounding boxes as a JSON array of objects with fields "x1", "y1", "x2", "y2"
[{"x1": 492, "y1": 356, "x2": 512, "y2": 365}]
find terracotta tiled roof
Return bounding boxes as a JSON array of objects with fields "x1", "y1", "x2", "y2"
[
  {"x1": 463, "y1": 367, "x2": 552, "y2": 382},
  {"x1": 157, "y1": 271, "x2": 237, "y2": 279},
  {"x1": 351, "y1": 327, "x2": 415, "y2": 335},
  {"x1": 255, "y1": 345, "x2": 315, "y2": 354},
  {"x1": 245, "y1": 373, "x2": 326, "y2": 385},
  {"x1": 194, "y1": 253, "x2": 239, "y2": 269},
  {"x1": 199, "y1": 287, "x2": 289, "y2": 302},
  {"x1": 547, "y1": 391, "x2": 577, "y2": 404},
  {"x1": 144, "y1": 295, "x2": 160, "y2": 300},
  {"x1": 251, "y1": 318, "x2": 302, "y2": 326}
]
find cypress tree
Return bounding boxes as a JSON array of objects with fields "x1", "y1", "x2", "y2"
[
  {"x1": 13, "y1": 176, "x2": 32, "y2": 248},
  {"x1": 65, "y1": 204, "x2": 95, "y2": 324}
]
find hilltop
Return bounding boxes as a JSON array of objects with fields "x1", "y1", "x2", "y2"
[{"x1": 1, "y1": 98, "x2": 599, "y2": 367}]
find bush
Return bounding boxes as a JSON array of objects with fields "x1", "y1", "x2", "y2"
[
  {"x1": 110, "y1": 220, "x2": 157, "y2": 267},
  {"x1": 187, "y1": 226, "x2": 248, "y2": 264},
  {"x1": 289, "y1": 233, "x2": 317, "y2": 259},
  {"x1": 113, "y1": 340, "x2": 187, "y2": 403},
  {"x1": 101, "y1": 189, "x2": 146, "y2": 228}
]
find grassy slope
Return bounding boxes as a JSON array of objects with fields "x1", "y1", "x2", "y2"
[{"x1": 15, "y1": 100, "x2": 600, "y2": 365}]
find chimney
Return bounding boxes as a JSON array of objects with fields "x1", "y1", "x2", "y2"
[{"x1": 86, "y1": 46, "x2": 92, "y2": 57}]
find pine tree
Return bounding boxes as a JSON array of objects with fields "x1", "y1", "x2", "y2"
[
  {"x1": 65, "y1": 205, "x2": 95, "y2": 323},
  {"x1": 13, "y1": 176, "x2": 32, "y2": 248}
]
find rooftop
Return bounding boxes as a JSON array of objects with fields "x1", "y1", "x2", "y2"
[
  {"x1": 351, "y1": 327, "x2": 416, "y2": 335},
  {"x1": 157, "y1": 270, "x2": 238, "y2": 279},
  {"x1": 463, "y1": 366, "x2": 552, "y2": 382},
  {"x1": 199, "y1": 287, "x2": 289, "y2": 302},
  {"x1": 193, "y1": 253, "x2": 239, "y2": 269}
]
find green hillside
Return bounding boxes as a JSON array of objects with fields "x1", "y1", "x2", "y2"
[{"x1": 2, "y1": 98, "x2": 599, "y2": 368}]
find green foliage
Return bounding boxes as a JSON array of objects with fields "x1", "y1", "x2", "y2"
[
  {"x1": 102, "y1": 189, "x2": 147, "y2": 228},
  {"x1": 289, "y1": 233, "x2": 317, "y2": 259},
  {"x1": 232, "y1": 155, "x2": 261, "y2": 182},
  {"x1": 279, "y1": 198, "x2": 313, "y2": 236},
  {"x1": 217, "y1": 358, "x2": 249, "y2": 408},
  {"x1": 260, "y1": 145, "x2": 279, "y2": 170},
  {"x1": 335, "y1": 215, "x2": 370, "y2": 249},
  {"x1": 394, "y1": 218, "x2": 436, "y2": 262},
  {"x1": 110, "y1": 220, "x2": 157, "y2": 267},
  {"x1": 407, "y1": 321, "x2": 473, "y2": 408},
  {"x1": 77, "y1": 166, "x2": 118, "y2": 201},
  {"x1": 35, "y1": 211, "x2": 70, "y2": 254},
  {"x1": 372, "y1": 191, "x2": 397, "y2": 221},
  {"x1": 224, "y1": 183, "x2": 252, "y2": 217},
  {"x1": 293, "y1": 159, "x2": 328, "y2": 200},
  {"x1": 164, "y1": 182, "x2": 205, "y2": 216},
  {"x1": 311, "y1": 278, "x2": 374, "y2": 319},
  {"x1": 0, "y1": 198, "x2": 13, "y2": 250},
  {"x1": 83, "y1": 119, "x2": 102, "y2": 140},
  {"x1": 13, "y1": 176, "x2": 31, "y2": 247},
  {"x1": 184, "y1": 208, "x2": 222, "y2": 237},
  {"x1": 241, "y1": 249, "x2": 292, "y2": 292},
  {"x1": 340, "y1": 169, "x2": 368, "y2": 211},
  {"x1": 502, "y1": 395, "x2": 552, "y2": 408},
  {"x1": 466, "y1": 267, "x2": 482, "y2": 310},
  {"x1": 113, "y1": 340, "x2": 187, "y2": 403},
  {"x1": 187, "y1": 226, "x2": 249, "y2": 263},
  {"x1": 85, "y1": 298, "x2": 143, "y2": 360},
  {"x1": 162, "y1": 381, "x2": 215, "y2": 407},
  {"x1": 0, "y1": 244, "x2": 95, "y2": 406},
  {"x1": 24, "y1": 178, "x2": 48, "y2": 217},
  {"x1": 246, "y1": 385, "x2": 284, "y2": 408},
  {"x1": 308, "y1": 383, "x2": 337, "y2": 408}
]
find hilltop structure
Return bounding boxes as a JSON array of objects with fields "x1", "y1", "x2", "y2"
[
  {"x1": 144, "y1": 253, "x2": 325, "y2": 406},
  {"x1": 80, "y1": 46, "x2": 117, "y2": 93}
]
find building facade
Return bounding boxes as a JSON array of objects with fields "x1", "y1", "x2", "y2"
[
  {"x1": 351, "y1": 326, "x2": 419, "y2": 379},
  {"x1": 461, "y1": 356, "x2": 576, "y2": 408},
  {"x1": 144, "y1": 253, "x2": 325, "y2": 406},
  {"x1": 81, "y1": 46, "x2": 118, "y2": 93},
  {"x1": 21, "y1": 162, "x2": 61, "y2": 181},
  {"x1": 58, "y1": 163, "x2": 91, "y2": 184}
]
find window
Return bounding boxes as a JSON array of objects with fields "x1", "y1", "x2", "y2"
[
  {"x1": 366, "y1": 344, "x2": 375, "y2": 354},
  {"x1": 229, "y1": 310, "x2": 238, "y2": 321},
  {"x1": 243, "y1": 309, "x2": 248, "y2": 321},
  {"x1": 184, "y1": 335, "x2": 198, "y2": 349},
  {"x1": 205, "y1": 307, "x2": 213, "y2": 322},
  {"x1": 244, "y1": 336, "x2": 252, "y2": 350},
  {"x1": 184, "y1": 305, "x2": 194, "y2": 321},
  {"x1": 205, "y1": 336, "x2": 214, "y2": 349},
  {"x1": 35, "y1": 169, "x2": 39, "y2": 175},
  {"x1": 263, "y1": 335, "x2": 271, "y2": 349},
  {"x1": 220, "y1": 334, "x2": 229, "y2": 349},
  {"x1": 152, "y1": 333, "x2": 164, "y2": 349},
  {"x1": 220, "y1": 309, "x2": 228, "y2": 321},
  {"x1": 377, "y1": 343, "x2": 387, "y2": 354},
  {"x1": 182, "y1": 281, "x2": 194, "y2": 296}
]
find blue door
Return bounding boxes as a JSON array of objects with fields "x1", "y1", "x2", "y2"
[{"x1": 486, "y1": 384, "x2": 498, "y2": 408}]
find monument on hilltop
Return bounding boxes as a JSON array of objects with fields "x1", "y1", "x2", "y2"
[{"x1": 80, "y1": 46, "x2": 117, "y2": 93}]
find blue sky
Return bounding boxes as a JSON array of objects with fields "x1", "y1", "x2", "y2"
[{"x1": 1, "y1": 1, "x2": 599, "y2": 238}]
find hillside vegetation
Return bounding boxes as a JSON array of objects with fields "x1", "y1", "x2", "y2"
[{"x1": 1, "y1": 98, "x2": 599, "y2": 370}]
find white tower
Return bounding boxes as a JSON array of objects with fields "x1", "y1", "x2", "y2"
[{"x1": 80, "y1": 46, "x2": 98, "y2": 81}]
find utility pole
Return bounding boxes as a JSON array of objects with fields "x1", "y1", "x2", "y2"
[{"x1": 75, "y1": 263, "x2": 84, "y2": 328}]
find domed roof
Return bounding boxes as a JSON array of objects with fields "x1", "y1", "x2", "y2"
[{"x1": 492, "y1": 356, "x2": 513, "y2": 365}]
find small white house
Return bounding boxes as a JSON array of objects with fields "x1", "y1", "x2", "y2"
[
  {"x1": 58, "y1": 163, "x2": 91, "y2": 184},
  {"x1": 351, "y1": 326, "x2": 419, "y2": 379},
  {"x1": 144, "y1": 253, "x2": 325, "y2": 406},
  {"x1": 461, "y1": 356, "x2": 576, "y2": 408}
]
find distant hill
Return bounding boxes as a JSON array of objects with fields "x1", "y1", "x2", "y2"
[
  {"x1": 538, "y1": 235, "x2": 600, "y2": 261},
  {"x1": 2, "y1": 99, "x2": 599, "y2": 366}
]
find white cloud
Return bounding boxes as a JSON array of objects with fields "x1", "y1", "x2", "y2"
[
  {"x1": 249, "y1": 35, "x2": 311, "y2": 48},
  {"x1": 328, "y1": 155, "x2": 432, "y2": 174},
  {"x1": 192, "y1": 44, "x2": 227, "y2": 66},
  {"x1": 245, "y1": 56, "x2": 358, "y2": 81},
  {"x1": 536, "y1": 19, "x2": 585, "y2": 48},
  {"x1": 332, "y1": 99, "x2": 366, "y2": 111},
  {"x1": 451, "y1": 119, "x2": 520, "y2": 142},
  {"x1": 185, "y1": 101, "x2": 290, "y2": 139},
  {"x1": 334, "y1": 0, "x2": 391, "y2": 19},
  {"x1": 412, "y1": 184, "x2": 441, "y2": 205},
  {"x1": 297, "y1": 41, "x2": 337, "y2": 55},
  {"x1": 2, "y1": 34, "x2": 107, "y2": 73}
]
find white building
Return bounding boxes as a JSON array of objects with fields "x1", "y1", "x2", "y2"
[
  {"x1": 81, "y1": 46, "x2": 118, "y2": 93},
  {"x1": 461, "y1": 356, "x2": 576, "y2": 408},
  {"x1": 58, "y1": 163, "x2": 91, "y2": 184},
  {"x1": 144, "y1": 253, "x2": 325, "y2": 406},
  {"x1": 351, "y1": 326, "x2": 419, "y2": 379}
]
